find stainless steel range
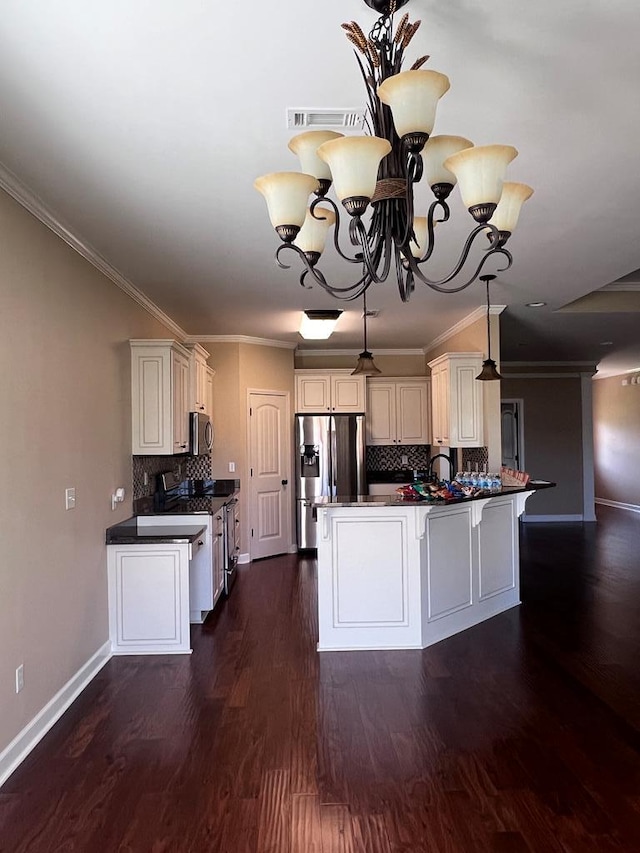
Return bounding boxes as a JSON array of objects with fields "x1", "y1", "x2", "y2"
[{"x1": 153, "y1": 472, "x2": 241, "y2": 596}]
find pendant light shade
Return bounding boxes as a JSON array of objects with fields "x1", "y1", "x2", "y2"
[
  {"x1": 352, "y1": 293, "x2": 381, "y2": 375},
  {"x1": 476, "y1": 274, "x2": 502, "y2": 381}
]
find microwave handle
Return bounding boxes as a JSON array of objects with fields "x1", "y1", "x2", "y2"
[{"x1": 205, "y1": 420, "x2": 214, "y2": 450}]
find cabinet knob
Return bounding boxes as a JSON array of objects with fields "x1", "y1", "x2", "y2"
[{"x1": 197, "y1": 540, "x2": 203, "y2": 546}]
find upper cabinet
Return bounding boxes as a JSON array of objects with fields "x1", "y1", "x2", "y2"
[
  {"x1": 366, "y1": 378, "x2": 431, "y2": 445},
  {"x1": 428, "y1": 353, "x2": 483, "y2": 448},
  {"x1": 295, "y1": 370, "x2": 366, "y2": 414},
  {"x1": 205, "y1": 365, "x2": 215, "y2": 419},
  {"x1": 185, "y1": 344, "x2": 210, "y2": 414},
  {"x1": 131, "y1": 339, "x2": 193, "y2": 455}
]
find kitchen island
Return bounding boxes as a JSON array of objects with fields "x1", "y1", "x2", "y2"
[{"x1": 313, "y1": 484, "x2": 552, "y2": 651}]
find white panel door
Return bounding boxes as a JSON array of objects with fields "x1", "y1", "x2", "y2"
[{"x1": 249, "y1": 392, "x2": 291, "y2": 560}]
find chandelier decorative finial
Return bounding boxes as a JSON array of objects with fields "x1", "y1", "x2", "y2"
[{"x1": 255, "y1": 0, "x2": 533, "y2": 303}]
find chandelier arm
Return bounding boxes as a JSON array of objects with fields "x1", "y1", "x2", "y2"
[
  {"x1": 414, "y1": 199, "x2": 448, "y2": 263},
  {"x1": 354, "y1": 217, "x2": 389, "y2": 285},
  {"x1": 395, "y1": 244, "x2": 414, "y2": 302},
  {"x1": 309, "y1": 195, "x2": 373, "y2": 266},
  {"x1": 403, "y1": 224, "x2": 512, "y2": 293},
  {"x1": 276, "y1": 241, "x2": 376, "y2": 299}
]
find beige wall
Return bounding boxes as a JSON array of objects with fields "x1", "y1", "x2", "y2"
[
  {"x1": 198, "y1": 341, "x2": 296, "y2": 555},
  {"x1": 593, "y1": 375, "x2": 640, "y2": 508},
  {"x1": 0, "y1": 188, "x2": 177, "y2": 757},
  {"x1": 500, "y1": 375, "x2": 585, "y2": 516}
]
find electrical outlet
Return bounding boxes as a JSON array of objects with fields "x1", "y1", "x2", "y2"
[
  {"x1": 65, "y1": 487, "x2": 76, "y2": 510},
  {"x1": 143, "y1": 472, "x2": 149, "y2": 487},
  {"x1": 228, "y1": 462, "x2": 236, "y2": 473},
  {"x1": 401, "y1": 455, "x2": 409, "y2": 466},
  {"x1": 15, "y1": 664, "x2": 24, "y2": 693}
]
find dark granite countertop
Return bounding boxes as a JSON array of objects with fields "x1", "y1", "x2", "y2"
[
  {"x1": 313, "y1": 481, "x2": 555, "y2": 508},
  {"x1": 106, "y1": 517, "x2": 208, "y2": 545},
  {"x1": 367, "y1": 469, "x2": 429, "y2": 484}
]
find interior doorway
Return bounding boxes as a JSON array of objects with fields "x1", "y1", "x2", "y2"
[
  {"x1": 248, "y1": 391, "x2": 292, "y2": 560},
  {"x1": 501, "y1": 399, "x2": 525, "y2": 470}
]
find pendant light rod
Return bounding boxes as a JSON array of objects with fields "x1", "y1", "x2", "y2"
[{"x1": 476, "y1": 273, "x2": 502, "y2": 381}]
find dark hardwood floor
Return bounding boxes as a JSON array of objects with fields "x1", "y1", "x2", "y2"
[{"x1": 2, "y1": 506, "x2": 640, "y2": 852}]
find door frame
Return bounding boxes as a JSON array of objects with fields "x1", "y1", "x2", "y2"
[
  {"x1": 501, "y1": 398, "x2": 525, "y2": 471},
  {"x1": 246, "y1": 388, "x2": 294, "y2": 561}
]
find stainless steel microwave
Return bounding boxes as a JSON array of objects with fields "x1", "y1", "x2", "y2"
[{"x1": 189, "y1": 412, "x2": 213, "y2": 455}]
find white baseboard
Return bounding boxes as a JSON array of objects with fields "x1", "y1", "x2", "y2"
[
  {"x1": 289, "y1": 544, "x2": 298, "y2": 554},
  {"x1": 595, "y1": 498, "x2": 640, "y2": 514},
  {"x1": 522, "y1": 514, "x2": 585, "y2": 523},
  {"x1": 238, "y1": 552, "x2": 250, "y2": 565},
  {"x1": 0, "y1": 640, "x2": 112, "y2": 789}
]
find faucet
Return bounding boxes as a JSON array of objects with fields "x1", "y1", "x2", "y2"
[{"x1": 427, "y1": 453, "x2": 455, "y2": 482}]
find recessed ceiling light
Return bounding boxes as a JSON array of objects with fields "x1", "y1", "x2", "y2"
[
  {"x1": 600, "y1": 341, "x2": 614, "y2": 346},
  {"x1": 525, "y1": 301, "x2": 547, "y2": 308}
]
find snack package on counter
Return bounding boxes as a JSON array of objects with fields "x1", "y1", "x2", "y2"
[{"x1": 396, "y1": 484, "x2": 422, "y2": 500}]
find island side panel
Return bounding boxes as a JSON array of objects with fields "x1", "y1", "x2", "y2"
[{"x1": 316, "y1": 507, "x2": 424, "y2": 650}]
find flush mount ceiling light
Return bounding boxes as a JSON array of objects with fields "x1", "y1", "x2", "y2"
[
  {"x1": 299, "y1": 309, "x2": 343, "y2": 339},
  {"x1": 476, "y1": 274, "x2": 502, "y2": 382},
  {"x1": 255, "y1": 0, "x2": 533, "y2": 303}
]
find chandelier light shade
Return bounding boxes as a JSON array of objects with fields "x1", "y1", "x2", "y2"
[
  {"x1": 422, "y1": 135, "x2": 474, "y2": 191},
  {"x1": 253, "y1": 172, "x2": 320, "y2": 242},
  {"x1": 410, "y1": 216, "x2": 428, "y2": 258},
  {"x1": 442, "y1": 145, "x2": 518, "y2": 222},
  {"x1": 476, "y1": 274, "x2": 503, "y2": 381},
  {"x1": 255, "y1": 0, "x2": 533, "y2": 301},
  {"x1": 487, "y1": 181, "x2": 535, "y2": 240},
  {"x1": 377, "y1": 70, "x2": 450, "y2": 139},
  {"x1": 317, "y1": 136, "x2": 392, "y2": 208},
  {"x1": 288, "y1": 130, "x2": 345, "y2": 190},
  {"x1": 294, "y1": 207, "x2": 336, "y2": 259}
]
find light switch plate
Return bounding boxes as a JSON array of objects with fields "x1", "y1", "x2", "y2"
[{"x1": 65, "y1": 487, "x2": 76, "y2": 510}]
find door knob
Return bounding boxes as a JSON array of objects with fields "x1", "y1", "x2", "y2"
[{"x1": 282, "y1": 479, "x2": 288, "y2": 486}]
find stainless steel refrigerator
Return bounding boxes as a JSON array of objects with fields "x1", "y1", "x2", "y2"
[{"x1": 295, "y1": 413, "x2": 366, "y2": 550}]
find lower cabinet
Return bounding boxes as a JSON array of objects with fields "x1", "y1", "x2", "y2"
[{"x1": 107, "y1": 542, "x2": 192, "y2": 655}]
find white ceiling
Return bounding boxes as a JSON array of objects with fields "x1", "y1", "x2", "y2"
[{"x1": 1, "y1": 0, "x2": 640, "y2": 377}]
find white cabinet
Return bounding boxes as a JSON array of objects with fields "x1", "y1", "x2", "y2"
[
  {"x1": 295, "y1": 370, "x2": 366, "y2": 413},
  {"x1": 428, "y1": 353, "x2": 483, "y2": 447},
  {"x1": 366, "y1": 377, "x2": 431, "y2": 445},
  {"x1": 107, "y1": 542, "x2": 191, "y2": 654},
  {"x1": 205, "y1": 366, "x2": 215, "y2": 419},
  {"x1": 185, "y1": 343, "x2": 210, "y2": 414},
  {"x1": 130, "y1": 340, "x2": 191, "y2": 455}
]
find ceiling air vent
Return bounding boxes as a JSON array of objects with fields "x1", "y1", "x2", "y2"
[{"x1": 287, "y1": 108, "x2": 365, "y2": 130}]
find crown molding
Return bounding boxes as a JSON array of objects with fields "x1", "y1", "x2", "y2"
[
  {"x1": 0, "y1": 161, "x2": 188, "y2": 341},
  {"x1": 189, "y1": 335, "x2": 297, "y2": 349},
  {"x1": 295, "y1": 348, "x2": 426, "y2": 357},
  {"x1": 424, "y1": 304, "x2": 507, "y2": 353},
  {"x1": 601, "y1": 283, "x2": 640, "y2": 292}
]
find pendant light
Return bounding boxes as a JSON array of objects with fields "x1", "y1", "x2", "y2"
[
  {"x1": 352, "y1": 292, "x2": 381, "y2": 376},
  {"x1": 476, "y1": 274, "x2": 502, "y2": 381}
]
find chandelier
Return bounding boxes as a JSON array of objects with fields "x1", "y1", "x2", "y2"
[{"x1": 254, "y1": 0, "x2": 533, "y2": 303}]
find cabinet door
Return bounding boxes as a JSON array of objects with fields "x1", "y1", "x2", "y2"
[
  {"x1": 172, "y1": 350, "x2": 190, "y2": 453},
  {"x1": 396, "y1": 381, "x2": 431, "y2": 445},
  {"x1": 451, "y1": 360, "x2": 483, "y2": 446},
  {"x1": 330, "y1": 374, "x2": 365, "y2": 413},
  {"x1": 295, "y1": 375, "x2": 331, "y2": 413},
  {"x1": 213, "y1": 512, "x2": 225, "y2": 602},
  {"x1": 366, "y1": 382, "x2": 397, "y2": 445},
  {"x1": 205, "y1": 367, "x2": 215, "y2": 419},
  {"x1": 131, "y1": 347, "x2": 172, "y2": 454},
  {"x1": 195, "y1": 355, "x2": 208, "y2": 412},
  {"x1": 431, "y1": 365, "x2": 450, "y2": 446}
]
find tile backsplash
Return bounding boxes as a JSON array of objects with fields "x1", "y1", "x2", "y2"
[
  {"x1": 461, "y1": 446, "x2": 489, "y2": 470},
  {"x1": 132, "y1": 454, "x2": 212, "y2": 500},
  {"x1": 366, "y1": 444, "x2": 431, "y2": 472}
]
